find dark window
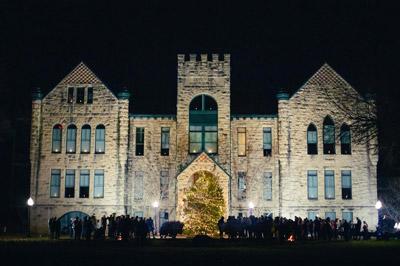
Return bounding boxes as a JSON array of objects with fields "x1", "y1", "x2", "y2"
[
  {"x1": 87, "y1": 87, "x2": 93, "y2": 104},
  {"x1": 323, "y1": 116, "x2": 335, "y2": 154},
  {"x1": 81, "y1": 125, "x2": 91, "y2": 153},
  {"x1": 161, "y1": 127, "x2": 170, "y2": 156},
  {"x1": 307, "y1": 124, "x2": 318, "y2": 154},
  {"x1": 65, "y1": 169, "x2": 75, "y2": 198},
  {"x1": 76, "y1": 87, "x2": 85, "y2": 104},
  {"x1": 66, "y1": 124, "x2": 77, "y2": 153},
  {"x1": 341, "y1": 170, "x2": 352, "y2": 199},
  {"x1": 79, "y1": 170, "x2": 90, "y2": 198},
  {"x1": 50, "y1": 169, "x2": 61, "y2": 198},
  {"x1": 263, "y1": 127, "x2": 272, "y2": 156},
  {"x1": 340, "y1": 124, "x2": 351, "y2": 154},
  {"x1": 94, "y1": 170, "x2": 104, "y2": 198},
  {"x1": 189, "y1": 95, "x2": 218, "y2": 154},
  {"x1": 52, "y1": 124, "x2": 62, "y2": 153},
  {"x1": 136, "y1": 127, "x2": 144, "y2": 156},
  {"x1": 67, "y1": 87, "x2": 74, "y2": 103},
  {"x1": 95, "y1": 125, "x2": 105, "y2": 153}
]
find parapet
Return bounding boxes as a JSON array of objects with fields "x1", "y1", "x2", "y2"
[{"x1": 177, "y1": 53, "x2": 230, "y2": 76}]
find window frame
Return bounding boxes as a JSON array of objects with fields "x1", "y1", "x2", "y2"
[
  {"x1": 67, "y1": 87, "x2": 74, "y2": 103},
  {"x1": 238, "y1": 171, "x2": 246, "y2": 200},
  {"x1": 134, "y1": 171, "x2": 144, "y2": 200},
  {"x1": 238, "y1": 127, "x2": 246, "y2": 157},
  {"x1": 79, "y1": 169, "x2": 90, "y2": 198},
  {"x1": 95, "y1": 124, "x2": 105, "y2": 154},
  {"x1": 161, "y1": 127, "x2": 170, "y2": 156},
  {"x1": 52, "y1": 124, "x2": 62, "y2": 153},
  {"x1": 324, "y1": 170, "x2": 335, "y2": 200},
  {"x1": 65, "y1": 169, "x2": 75, "y2": 198},
  {"x1": 307, "y1": 170, "x2": 318, "y2": 200},
  {"x1": 263, "y1": 127, "x2": 272, "y2": 156},
  {"x1": 341, "y1": 170, "x2": 352, "y2": 200},
  {"x1": 263, "y1": 172, "x2": 272, "y2": 201},
  {"x1": 94, "y1": 169, "x2": 104, "y2": 198},
  {"x1": 87, "y1": 87, "x2": 93, "y2": 104},
  {"x1": 340, "y1": 123, "x2": 351, "y2": 155},
  {"x1": 80, "y1": 124, "x2": 91, "y2": 154},
  {"x1": 323, "y1": 116, "x2": 336, "y2": 154},
  {"x1": 307, "y1": 124, "x2": 318, "y2": 155},
  {"x1": 66, "y1": 124, "x2": 77, "y2": 154},
  {"x1": 76, "y1": 87, "x2": 85, "y2": 104},
  {"x1": 160, "y1": 170, "x2": 169, "y2": 200},
  {"x1": 50, "y1": 169, "x2": 61, "y2": 198},
  {"x1": 135, "y1": 127, "x2": 145, "y2": 156}
]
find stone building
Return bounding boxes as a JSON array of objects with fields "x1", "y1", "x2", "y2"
[{"x1": 29, "y1": 54, "x2": 378, "y2": 234}]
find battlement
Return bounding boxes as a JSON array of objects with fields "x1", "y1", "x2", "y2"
[{"x1": 177, "y1": 53, "x2": 230, "y2": 77}]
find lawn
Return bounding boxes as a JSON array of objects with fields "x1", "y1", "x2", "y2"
[{"x1": 1, "y1": 237, "x2": 400, "y2": 266}]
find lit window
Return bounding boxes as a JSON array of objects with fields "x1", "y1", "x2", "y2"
[
  {"x1": 323, "y1": 116, "x2": 335, "y2": 154},
  {"x1": 341, "y1": 170, "x2": 352, "y2": 199},
  {"x1": 263, "y1": 128, "x2": 272, "y2": 156},
  {"x1": 81, "y1": 124, "x2": 91, "y2": 154},
  {"x1": 135, "y1": 128, "x2": 144, "y2": 156},
  {"x1": 66, "y1": 124, "x2": 77, "y2": 153},
  {"x1": 340, "y1": 124, "x2": 351, "y2": 154},
  {"x1": 263, "y1": 172, "x2": 272, "y2": 200},
  {"x1": 238, "y1": 171, "x2": 246, "y2": 200},
  {"x1": 65, "y1": 169, "x2": 75, "y2": 198},
  {"x1": 50, "y1": 169, "x2": 61, "y2": 198},
  {"x1": 324, "y1": 170, "x2": 335, "y2": 199},
  {"x1": 95, "y1": 125, "x2": 105, "y2": 153},
  {"x1": 238, "y1": 127, "x2": 246, "y2": 156},
  {"x1": 307, "y1": 124, "x2": 318, "y2": 155},
  {"x1": 76, "y1": 87, "x2": 85, "y2": 104},
  {"x1": 52, "y1": 124, "x2": 62, "y2": 153},
  {"x1": 79, "y1": 169, "x2": 89, "y2": 198},
  {"x1": 94, "y1": 170, "x2": 104, "y2": 198},
  {"x1": 307, "y1": 170, "x2": 318, "y2": 199},
  {"x1": 189, "y1": 95, "x2": 218, "y2": 154},
  {"x1": 161, "y1": 127, "x2": 170, "y2": 156},
  {"x1": 87, "y1": 87, "x2": 93, "y2": 104}
]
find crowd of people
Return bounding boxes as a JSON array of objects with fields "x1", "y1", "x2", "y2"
[
  {"x1": 217, "y1": 215, "x2": 369, "y2": 241},
  {"x1": 49, "y1": 214, "x2": 156, "y2": 242}
]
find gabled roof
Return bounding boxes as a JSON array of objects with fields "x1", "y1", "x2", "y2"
[
  {"x1": 303, "y1": 63, "x2": 351, "y2": 87},
  {"x1": 177, "y1": 152, "x2": 231, "y2": 178},
  {"x1": 57, "y1": 62, "x2": 103, "y2": 86}
]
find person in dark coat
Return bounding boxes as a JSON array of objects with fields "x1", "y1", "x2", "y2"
[
  {"x1": 55, "y1": 217, "x2": 61, "y2": 239},
  {"x1": 74, "y1": 217, "x2": 82, "y2": 240},
  {"x1": 218, "y1": 217, "x2": 225, "y2": 239}
]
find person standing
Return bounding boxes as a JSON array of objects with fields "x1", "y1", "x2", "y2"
[{"x1": 218, "y1": 217, "x2": 225, "y2": 239}]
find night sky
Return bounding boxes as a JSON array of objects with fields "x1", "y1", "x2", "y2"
[{"x1": 1, "y1": 0, "x2": 399, "y2": 227}]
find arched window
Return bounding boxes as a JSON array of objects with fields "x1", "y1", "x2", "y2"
[
  {"x1": 95, "y1": 124, "x2": 105, "y2": 154},
  {"x1": 307, "y1": 124, "x2": 318, "y2": 155},
  {"x1": 66, "y1": 124, "x2": 77, "y2": 153},
  {"x1": 340, "y1": 124, "x2": 351, "y2": 154},
  {"x1": 189, "y1": 95, "x2": 218, "y2": 154},
  {"x1": 81, "y1": 124, "x2": 91, "y2": 153},
  {"x1": 52, "y1": 124, "x2": 62, "y2": 153},
  {"x1": 323, "y1": 116, "x2": 335, "y2": 154}
]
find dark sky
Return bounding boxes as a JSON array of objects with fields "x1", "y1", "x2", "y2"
[{"x1": 1, "y1": 0, "x2": 399, "y2": 170}]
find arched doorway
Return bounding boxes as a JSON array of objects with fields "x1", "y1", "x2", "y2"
[{"x1": 58, "y1": 211, "x2": 89, "y2": 235}]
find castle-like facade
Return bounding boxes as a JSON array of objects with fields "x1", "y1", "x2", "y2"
[{"x1": 29, "y1": 54, "x2": 378, "y2": 233}]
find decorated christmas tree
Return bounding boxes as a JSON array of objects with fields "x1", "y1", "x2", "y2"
[{"x1": 183, "y1": 171, "x2": 225, "y2": 237}]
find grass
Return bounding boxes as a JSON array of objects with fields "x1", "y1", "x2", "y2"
[{"x1": 1, "y1": 237, "x2": 400, "y2": 265}]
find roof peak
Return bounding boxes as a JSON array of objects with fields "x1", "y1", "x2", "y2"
[
  {"x1": 57, "y1": 61, "x2": 103, "y2": 86},
  {"x1": 304, "y1": 63, "x2": 351, "y2": 87}
]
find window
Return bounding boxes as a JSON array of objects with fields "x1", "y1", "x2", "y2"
[
  {"x1": 263, "y1": 127, "x2": 272, "y2": 156},
  {"x1": 66, "y1": 124, "x2": 77, "y2": 153},
  {"x1": 94, "y1": 170, "x2": 104, "y2": 198},
  {"x1": 67, "y1": 87, "x2": 74, "y2": 103},
  {"x1": 189, "y1": 95, "x2": 218, "y2": 154},
  {"x1": 325, "y1": 211, "x2": 336, "y2": 221},
  {"x1": 341, "y1": 170, "x2": 352, "y2": 199},
  {"x1": 50, "y1": 169, "x2": 61, "y2": 198},
  {"x1": 307, "y1": 124, "x2": 318, "y2": 155},
  {"x1": 79, "y1": 170, "x2": 90, "y2": 198},
  {"x1": 134, "y1": 171, "x2": 144, "y2": 200},
  {"x1": 133, "y1": 211, "x2": 144, "y2": 218},
  {"x1": 340, "y1": 124, "x2": 351, "y2": 154},
  {"x1": 160, "y1": 171, "x2": 169, "y2": 200},
  {"x1": 323, "y1": 116, "x2": 335, "y2": 154},
  {"x1": 76, "y1": 87, "x2": 85, "y2": 103},
  {"x1": 307, "y1": 170, "x2": 318, "y2": 199},
  {"x1": 238, "y1": 127, "x2": 246, "y2": 156},
  {"x1": 324, "y1": 170, "x2": 335, "y2": 199},
  {"x1": 238, "y1": 171, "x2": 246, "y2": 200},
  {"x1": 81, "y1": 125, "x2": 91, "y2": 153},
  {"x1": 65, "y1": 169, "x2": 75, "y2": 198},
  {"x1": 263, "y1": 172, "x2": 272, "y2": 200},
  {"x1": 87, "y1": 87, "x2": 93, "y2": 104},
  {"x1": 342, "y1": 211, "x2": 353, "y2": 223},
  {"x1": 52, "y1": 124, "x2": 62, "y2": 153},
  {"x1": 135, "y1": 127, "x2": 144, "y2": 156},
  {"x1": 95, "y1": 125, "x2": 105, "y2": 153},
  {"x1": 161, "y1": 127, "x2": 170, "y2": 156},
  {"x1": 308, "y1": 211, "x2": 317, "y2": 221}
]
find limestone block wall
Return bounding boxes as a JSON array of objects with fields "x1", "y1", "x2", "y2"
[
  {"x1": 278, "y1": 83, "x2": 378, "y2": 226},
  {"x1": 230, "y1": 116, "x2": 279, "y2": 216},
  {"x1": 30, "y1": 80, "x2": 127, "y2": 233},
  {"x1": 176, "y1": 54, "x2": 231, "y2": 173},
  {"x1": 128, "y1": 116, "x2": 177, "y2": 219}
]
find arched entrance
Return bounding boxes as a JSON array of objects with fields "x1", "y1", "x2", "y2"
[
  {"x1": 176, "y1": 152, "x2": 230, "y2": 223},
  {"x1": 58, "y1": 211, "x2": 89, "y2": 235}
]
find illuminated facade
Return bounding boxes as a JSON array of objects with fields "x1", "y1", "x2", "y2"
[{"x1": 29, "y1": 54, "x2": 378, "y2": 233}]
